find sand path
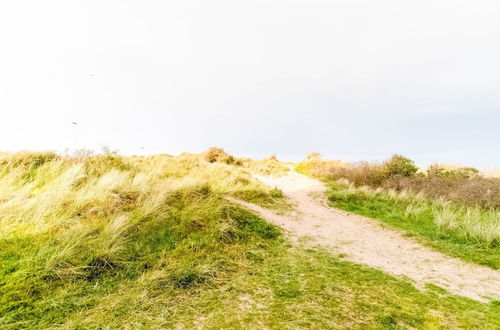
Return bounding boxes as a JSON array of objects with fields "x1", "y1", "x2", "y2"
[{"x1": 227, "y1": 171, "x2": 500, "y2": 302}]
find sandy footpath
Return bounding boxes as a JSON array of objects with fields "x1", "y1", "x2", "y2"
[{"x1": 227, "y1": 171, "x2": 500, "y2": 302}]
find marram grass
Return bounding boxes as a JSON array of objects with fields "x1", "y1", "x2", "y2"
[{"x1": 0, "y1": 151, "x2": 499, "y2": 328}]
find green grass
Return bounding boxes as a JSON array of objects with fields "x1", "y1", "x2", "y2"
[
  {"x1": 2, "y1": 195, "x2": 499, "y2": 329},
  {"x1": 4, "y1": 217, "x2": 498, "y2": 328},
  {"x1": 325, "y1": 182, "x2": 500, "y2": 269},
  {"x1": 1, "y1": 152, "x2": 499, "y2": 328},
  {"x1": 0, "y1": 192, "x2": 279, "y2": 328},
  {"x1": 231, "y1": 187, "x2": 292, "y2": 212}
]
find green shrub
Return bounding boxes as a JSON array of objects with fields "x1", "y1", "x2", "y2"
[
  {"x1": 428, "y1": 165, "x2": 479, "y2": 180},
  {"x1": 383, "y1": 155, "x2": 418, "y2": 177}
]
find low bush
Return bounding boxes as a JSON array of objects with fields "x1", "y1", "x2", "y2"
[
  {"x1": 299, "y1": 154, "x2": 500, "y2": 210},
  {"x1": 428, "y1": 164, "x2": 479, "y2": 180},
  {"x1": 383, "y1": 154, "x2": 419, "y2": 177},
  {"x1": 203, "y1": 147, "x2": 240, "y2": 165}
]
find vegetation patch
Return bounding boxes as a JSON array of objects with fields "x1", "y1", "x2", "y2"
[
  {"x1": 298, "y1": 153, "x2": 500, "y2": 209},
  {"x1": 326, "y1": 181, "x2": 500, "y2": 269}
]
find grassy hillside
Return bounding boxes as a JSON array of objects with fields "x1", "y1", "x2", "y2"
[
  {"x1": 298, "y1": 155, "x2": 500, "y2": 269},
  {"x1": 1, "y1": 151, "x2": 499, "y2": 328}
]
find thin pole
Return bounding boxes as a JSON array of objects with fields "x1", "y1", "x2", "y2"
[{"x1": 72, "y1": 122, "x2": 78, "y2": 149}]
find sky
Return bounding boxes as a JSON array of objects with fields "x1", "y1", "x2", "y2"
[{"x1": 0, "y1": 0, "x2": 499, "y2": 169}]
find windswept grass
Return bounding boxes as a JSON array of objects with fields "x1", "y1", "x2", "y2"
[
  {"x1": 0, "y1": 150, "x2": 286, "y2": 327},
  {"x1": 0, "y1": 150, "x2": 285, "y2": 237},
  {"x1": 52, "y1": 243, "x2": 500, "y2": 329},
  {"x1": 1, "y1": 150, "x2": 499, "y2": 328}
]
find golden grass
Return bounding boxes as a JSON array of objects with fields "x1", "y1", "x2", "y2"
[{"x1": 0, "y1": 150, "x2": 285, "y2": 240}]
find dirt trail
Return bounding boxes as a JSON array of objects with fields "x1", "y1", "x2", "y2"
[{"x1": 228, "y1": 171, "x2": 500, "y2": 302}]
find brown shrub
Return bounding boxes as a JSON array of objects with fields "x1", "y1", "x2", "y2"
[
  {"x1": 203, "y1": 147, "x2": 237, "y2": 165},
  {"x1": 449, "y1": 178, "x2": 500, "y2": 209},
  {"x1": 300, "y1": 154, "x2": 500, "y2": 210},
  {"x1": 268, "y1": 154, "x2": 278, "y2": 161},
  {"x1": 383, "y1": 175, "x2": 500, "y2": 209},
  {"x1": 306, "y1": 152, "x2": 322, "y2": 160},
  {"x1": 297, "y1": 158, "x2": 386, "y2": 187},
  {"x1": 331, "y1": 162, "x2": 386, "y2": 187}
]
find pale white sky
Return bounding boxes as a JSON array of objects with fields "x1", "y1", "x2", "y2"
[{"x1": 0, "y1": 0, "x2": 499, "y2": 168}]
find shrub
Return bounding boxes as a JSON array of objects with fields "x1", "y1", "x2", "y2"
[
  {"x1": 300, "y1": 154, "x2": 500, "y2": 210},
  {"x1": 306, "y1": 152, "x2": 322, "y2": 160},
  {"x1": 203, "y1": 147, "x2": 237, "y2": 165},
  {"x1": 383, "y1": 155, "x2": 418, "y2": 178},
  {"x1": 428, "y1": 164, "x2": 479, "y2": 180},
  {"x1": 382, "y1": 175, "x2": 500, "y2": 209},
  {"x1": 297, "y1": 158, "x2": 386, "y2": 187}
]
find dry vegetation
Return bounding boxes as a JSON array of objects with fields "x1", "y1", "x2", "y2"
[
  {"x1": 0, "y1": 149, "x2": 286, "y2": 238},
  {"x1": 298, "y1": 153, "x2": 500, "y2": 210}
]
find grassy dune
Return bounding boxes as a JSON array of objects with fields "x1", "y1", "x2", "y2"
[
  {"x1": 1, "y1": 151, "x2": 499, "y2": 328},
  {"x1": 0, "y1": 151, "x2": 284, "y2": 327}
]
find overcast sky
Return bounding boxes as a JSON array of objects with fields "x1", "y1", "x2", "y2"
[{"x1": 0, "y1": 1, "x2": 499, "y2": 168}]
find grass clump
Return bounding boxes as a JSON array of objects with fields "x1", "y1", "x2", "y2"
[
  {"x1": 241, "y1": 155, "x2": 291, "y2": 176},
  {"x1": 231, "y1": 188, "x2": 290, "y2": 212}
]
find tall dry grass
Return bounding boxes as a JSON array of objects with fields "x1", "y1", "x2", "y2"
[
  {"x1": 0, "y1": 149, "x2": 289, "y2": 326},
  {"x1": 298, "y1": 153, "x2": 500, "y2": 210},
  {"x1": 0, "y1": 149, "x2": 284, "y2": 272}
]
